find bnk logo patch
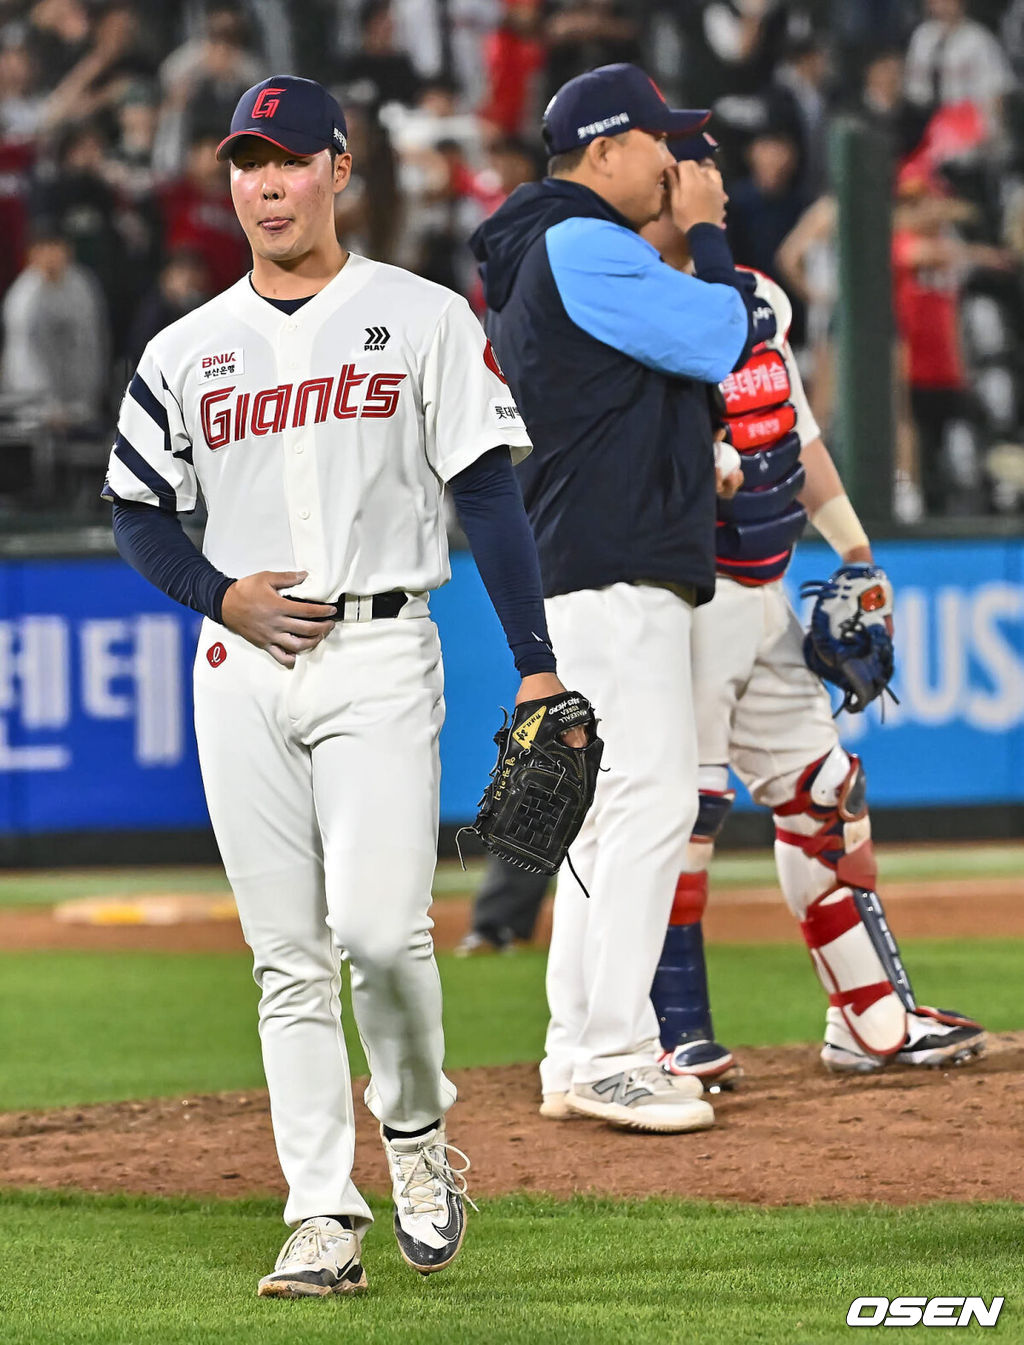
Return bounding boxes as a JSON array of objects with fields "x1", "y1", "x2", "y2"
[{"x1": 198, "y1": 349, "x2": 244, "y2": 382}]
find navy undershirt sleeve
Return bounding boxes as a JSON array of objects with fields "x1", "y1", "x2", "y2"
[
  {"x1": 449, "y1": 447, "x2": 556, "y2": 677},
  {"x1": 112, "y1": 500, "x2": 235, "y2": 623},
  {"x1": 687, "y1": 223, "x2": 776, "y2": 367}
]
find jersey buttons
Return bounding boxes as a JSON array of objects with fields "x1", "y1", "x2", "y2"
[
  {"x1": 294, "y1": 441, "x2": 305, "y2": 454},
  {"x1": 298, "y1": 508, "x2": 310, "y2": 520}
]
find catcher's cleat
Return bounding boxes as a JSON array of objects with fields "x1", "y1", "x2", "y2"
[
  {"x1": 821, "y1": 1006, "x2": 986, "y2": 1074},
  {"x1": 257, "y1": 1217, "x2": 367, "y2": 1298},
  {"x1": 565, "y1": 1065, "x2": 715, "y2": 1133},
  {"x1": 381, "y1": 1122, "x2": 473, "y2": 1275},
  {"x1": 659, "y1": 1037, "x2": 737, "y2": 1083}
]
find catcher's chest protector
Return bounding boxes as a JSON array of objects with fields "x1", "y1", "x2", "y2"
[{"x1": 712, "y1": 277, "x2": 808, "y2": 584}]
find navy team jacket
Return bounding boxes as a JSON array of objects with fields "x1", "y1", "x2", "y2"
[{"x1": 469, "y1": 178, "x2": 768, "y2": 603}]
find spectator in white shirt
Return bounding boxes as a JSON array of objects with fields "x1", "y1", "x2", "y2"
[
  {"x1": 1, "y1": 229, "x2": 109, "y2": 430},
  {"x1": 904, "y1": 0, "x2": 1014, "y2": 139}
]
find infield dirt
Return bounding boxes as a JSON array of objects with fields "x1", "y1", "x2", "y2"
[
  {"x1": 2, "y1": 881, "x2": 1022, "y2": 1207},
  {"x1": 1, "y1": 1038, "x2": 1022, "y2": 1207}
]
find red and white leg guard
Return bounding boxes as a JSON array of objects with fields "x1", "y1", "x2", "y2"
[{"x1": 773, "y1": 748, "x2": 908, "y2": 1057}]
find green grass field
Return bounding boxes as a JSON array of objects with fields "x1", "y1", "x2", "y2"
[
  {"x1": 1, "y1": 1191, "x2": 1020, "y2": 1345},
  {"x1": 0, "y1": 851, "x2": 1021, "y2": 1342},
  {"x1": 0, "y1": 841, "x2": 1020, "y2": 908},
  {"x1": 0, "y1": 940, "x2": 1021, "y2": 1110}
]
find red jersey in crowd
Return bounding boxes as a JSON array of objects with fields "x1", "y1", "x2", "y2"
[
  {"x1": 158, "y1": 180, "x2": 249, "y2": 296},
  {"x1": 891, "y1": 227, "x2": 965, "y2": 389}
]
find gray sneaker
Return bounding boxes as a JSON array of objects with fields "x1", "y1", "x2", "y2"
[
  {"x1": 257, "y1": 1217, "x2": 367, "y2": 1298},
  {"x1": 565, "y1": 1064, "x2": 715, "y2": 1133}
]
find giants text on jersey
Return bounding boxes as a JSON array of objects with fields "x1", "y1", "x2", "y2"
[{"x1": 105, "y1": 254, "x2": 531, "y2": 601}]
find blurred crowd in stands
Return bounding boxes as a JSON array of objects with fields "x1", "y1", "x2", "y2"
[{"x1": 0, "y1": 0, "x2": 1023, "y2": 521}]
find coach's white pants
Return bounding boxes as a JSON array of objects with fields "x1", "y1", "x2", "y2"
[
  {"x1": 194, "y1": 613, "x2": 455, "y2": 1232},
  {"x1": 540, "y1": 583, "x2": 699, "y2": 1091}
]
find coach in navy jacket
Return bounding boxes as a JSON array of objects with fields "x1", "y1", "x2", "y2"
[
  {"x1": 468, "y1": 64, "x2": 773, "y2": 1134},
  {"x1": 470, "y1": 63, "x2": 770, "y2": 605}
]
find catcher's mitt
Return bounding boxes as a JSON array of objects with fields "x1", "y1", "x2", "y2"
[
  {"x1": 801, "y1": 563, "x2": 897, "y2": 714},
  {"x1": 470, "y1": 691, "x2": 603, "y2": 875}
]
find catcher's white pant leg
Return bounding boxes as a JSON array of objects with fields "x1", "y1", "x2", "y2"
[
  {"x1": 543, "y1": 584, "x2": 699, "y2": 1085},
  {"x1": 692, "y1": 578, "x2": 837, "y2": 787},
  {"x1": 721, "y1": 582, "x2": 838, "y2": 798}
]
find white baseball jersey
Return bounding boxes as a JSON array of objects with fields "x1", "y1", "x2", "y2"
[{"x1": 105, "y1": 253, "x2": 531, "y2": 600}]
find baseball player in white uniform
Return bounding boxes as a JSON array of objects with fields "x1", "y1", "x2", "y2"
[
  {"x1": 639, "y1": 133, "x2": 985, "y2": 1082},
  {"x1": 104, "y1": 76, "x2": 584, "y2": 1298}
]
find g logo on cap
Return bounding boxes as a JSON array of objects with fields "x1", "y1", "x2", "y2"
[
  {"x1": 252, "y1": 86, "x2": 286, "y2": 118},
  {"x1": 216, "y1": 76, "x2": 349, "y2": 162},
  {"x1": 207, "y1": 642, "x2": 227, "y2": 667}
]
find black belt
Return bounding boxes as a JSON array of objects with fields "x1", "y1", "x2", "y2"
[{"x1": 293, "y1": 590, "x2": 409, "y2": 622}]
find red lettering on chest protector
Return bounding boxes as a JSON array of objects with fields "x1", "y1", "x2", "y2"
[
  {"x1": 719, "y1": 348, "x2": 791, "y2": 415},
  {"x1": 200, "y1": 364, "x2": 407, "y2": 450},
  {"x1": 726, "y1": 401, "x2": 797, "y2": 451}
]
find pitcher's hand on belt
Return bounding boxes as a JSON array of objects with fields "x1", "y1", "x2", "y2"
[{"x1": 220, "y1": 570, "x2": 337, "y2": 668}]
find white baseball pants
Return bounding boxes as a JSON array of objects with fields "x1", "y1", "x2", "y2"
[
  {"x1": 540, "y1": 583, "x2": 699, "y2": 1092},
  {"x1": 193, "y1": 611, "x2": 455, "y2": 1232},
  {"x1": 691, "y1": 576, "x2": 837, "y2": 804}
]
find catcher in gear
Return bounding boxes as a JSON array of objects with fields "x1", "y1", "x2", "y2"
[{"x1": 638, "y1": 133, "x2": 984, "y2": 1085}]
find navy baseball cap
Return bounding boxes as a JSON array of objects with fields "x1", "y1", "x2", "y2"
[
  {"x1": 671, "y1": 130, "x2": 720, "y2": 162},
  {"x1": 542, "y1": 63, "x2": 709, "y2": 155},
  {"x1": 217, "y1": 76, "x2": 348, "y2": 161}
]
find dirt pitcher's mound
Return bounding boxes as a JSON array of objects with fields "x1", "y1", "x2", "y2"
[{"x1": 3, "y1": 1035, "x2": 1022, "y2": 1208}]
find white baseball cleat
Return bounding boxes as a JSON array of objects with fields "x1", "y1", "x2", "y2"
[
  {"x1": 257, "y1": 1217, "x2": 367, "y2": 1297},
  {"x1": 380, "y1": 1122, "x2": 473, "y2": 1274},
  {"x1": 564, "y1": 1064, "x2": 715, "y2": 1133},
  {"x1": 821, "y1": 1005, "x2": 987, "y2": 1073}
]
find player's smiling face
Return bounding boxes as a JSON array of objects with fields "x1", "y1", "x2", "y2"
[{"x1": 228, "y1": 139, "x2": 351, "y2": 264}]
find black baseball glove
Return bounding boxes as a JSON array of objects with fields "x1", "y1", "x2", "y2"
[
  {"x1": 470, "y1": 691, "x2": 603, "y2": 874},
  {"x1": 801, "y1": 563, "x2": 897, "y2": 714}
]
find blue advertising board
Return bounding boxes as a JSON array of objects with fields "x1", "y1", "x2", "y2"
[{"x1": 0, "y1": 537, "x2": 1021, "y2": 836}]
